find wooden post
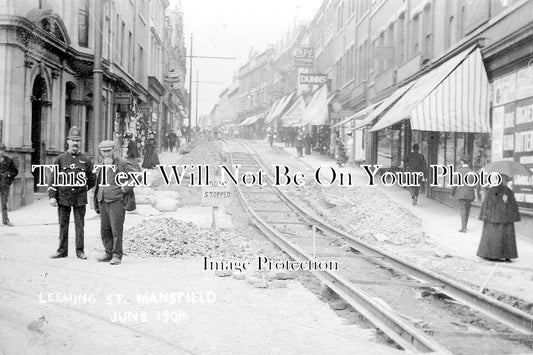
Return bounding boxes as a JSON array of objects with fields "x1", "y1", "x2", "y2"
[{"x1": 211, "y1": 205, "x2": 219, "y2": 231}]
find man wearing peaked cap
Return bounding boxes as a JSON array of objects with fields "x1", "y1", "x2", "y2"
[
  {"x1": 49, "y1": 126, "x2": 96, "y2": 260},
  {"x1": 0, "y1": 143, "x2": 19, "y2": 226},
  {"x1": 451, "y1": 154, "x2": 478, "y2": 233},
  {"x1": 94, "y1": 139, "x2": 137, "y2": 265}
]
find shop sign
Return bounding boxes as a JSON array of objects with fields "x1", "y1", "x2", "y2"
[
  {"x1": 114, "y1": 92, "x2": 132, "y2": 105},
  {"x1": 294, "y1": 47, "x2": 314, "y2": 67},
  {"x1": 138, "y1": 105, "x2": 151, "y2": 114},
  {"x1": 300, "y1": 73, "x2": 327, "y2": 85}
]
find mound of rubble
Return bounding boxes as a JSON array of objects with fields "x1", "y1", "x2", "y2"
[
  {"x1": 124, "y1": 217, "x2": 254, "y2": 258},
  {"x1": 296, "y1": 184, "x2": 426, "y2": 245}
]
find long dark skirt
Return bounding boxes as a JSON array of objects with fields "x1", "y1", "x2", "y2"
[
  {"x1": 142, "y1": 147, "x2": 160, "y2": 169},
  {"x1": 476, "y1": 222, "x2": 518, "y2": 260}
]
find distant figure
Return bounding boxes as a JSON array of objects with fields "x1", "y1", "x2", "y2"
[
  {"x1": 168, "y1": 132, "x2": 177, "y2": 152},
  {"x1": 0, "y1": 143, "x2": 18, "y2": 227},
  {"x1": 295, "y1": 131, "x2": 304, "y2": 157},
  {"x1": 267, "y1": 131, "x2": 274, "y2": 147},
  {"x1": 346, "y1": 132, "x2": 354, "y2": 161},
  {"x1": 125, "y1": 133, "x2": 141, "y2": 171},
  {"x1": 163, "y1": 133, "x2": 169, "y2": 151},
  {"x1": 403, "y1": 143, "x2": 427, "y2": 206},
  {"x1": 336, "y1": 134, "x2": 346, "y2": 167},
  {"x1": 304, "y1": 133, "x2": 312, "y2": 155},
  {"x1": 477, "y1": 174, "x2": 520, "y2": 262},
  {"x1": 450, "y1": 154, "x2": 477, "y2": 233},
  {"x1": 142, "y1": 132, "x2": 160, "y2": 169}
]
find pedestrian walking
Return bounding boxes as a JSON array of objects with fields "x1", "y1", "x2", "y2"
[
  {"x1": 142, "y1": 131, "x2": 160, "y2": 169},
  {"x1": 94, "y1": 140, "x2": 137, "y2": 265},
  {"x1": 0, "y1": 143, "x2": 19, "y2": 227},
  {"x1": 168, "y1": 132, "x2": 177, "y2": 152},
  {"x1": 49, "y1": 127, "x2": 96, "y2": 259},
  {"x1": 477, "y1": 174, "x2": 521, "y2": 262},
  {"x1": 125, "y1": 133, "x2": 141, "y2": 171},
  {"x1": 295, "y1": 131, "x2": 304, "y2": 157},
  {"x1": 336, "y1": 133, "x2": 347, "y2": 167},
  {"x1": 304, "y1": 133, "x2": 312, "y2": 155},
  {"x1": 450, "y1": 154, "x2": 478, "y2": 233},
  {"x1": 267, "y1": 130, "x2": 274, "y2": 147},
  {"x1": 403, "y1": 143, "x2": 427, "y2": 206}
]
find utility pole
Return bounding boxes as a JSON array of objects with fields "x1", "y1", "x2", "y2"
[
  {"x1": 188, "y1": 34, "x2": 193, "y2": 142},
  {"x1": 195, "y1": 69, "x2": 199, "y2": 129},
  {"x1": 185, "y1": 36, "x2": 236, "y2": 140},
  {"x1": 193, "y1": 77, "x2": 225, "y2": 129},
  {"x1": 92, "y1": 0, "x2": 104, "y2": 158}
]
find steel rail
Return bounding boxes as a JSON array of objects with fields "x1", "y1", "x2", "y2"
[
  {"x1": 228, "y1": 142, "x2": 452, "y2": 354},
  {"x1": 237, "y1": 140, "x2": 533, "y2": 336}
]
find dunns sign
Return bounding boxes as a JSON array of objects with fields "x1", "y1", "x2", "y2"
[{"x1": 300, "y1": 74, "x2": 328, "y2": 85}]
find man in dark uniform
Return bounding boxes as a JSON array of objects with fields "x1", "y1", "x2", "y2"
[
  {"x1": 451, "y1": 154, "x2": 478, "y2": 233},
  {"x1": 49, "y1": 126, "x2": 96, "y2": 259},
  {"x1": 94, "y1": 140, "x2": 137, "y2": 265},
  {"x1": 0, "y1": 143, "x2": 19, "y2": 226},
  {"x1": 403, "y1": 143, "x2": 427, "y2": 206}
]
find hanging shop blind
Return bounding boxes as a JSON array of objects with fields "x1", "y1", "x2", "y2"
[
  {"x1": 263, "y1": 99, "x2": 281, "y2": 123},
  {"x1": 281, "y1": 95, "x2": 306, "y2": 127},
  {"x1": 370, "y1": 46, "x2": 490, "y2": 133},
  {"x1": 355, "y1": 82, "x2": 416, "y2": 130},
  {"x1": 302, "y1": 84, "x2": 329, "y2": 126},
  {"x1": 266, "y1": 92, "x2": 295, "y2": 124}
]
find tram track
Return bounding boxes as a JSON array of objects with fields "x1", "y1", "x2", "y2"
[{"x1": 226, "y1": 140, "x2": 533, "y2": 354}]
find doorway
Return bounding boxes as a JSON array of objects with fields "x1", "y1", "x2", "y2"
[{"x1": 31, "y1": 75, "x2": 47, "y2": 191}]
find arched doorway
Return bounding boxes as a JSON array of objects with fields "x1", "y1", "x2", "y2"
[{"x1": 31, "y1": 75, "x2": 47, "y2": 191}]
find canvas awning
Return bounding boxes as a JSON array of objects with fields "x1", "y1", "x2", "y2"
[
  {"x1": 354, "y1": 82, "x2": 416, "y2": 130},
  {"x1": 266, "y1": 92, "x2": 295, "y2": 124},
  {"x1": 239, "y1": 113, "x2": 262, "y2": 126},
  {"x1": 281, "y1": 95, "x2": 306, "y2": 127},
  {"x1": 301, "y1": 84, "x2": 329, "y2": 126},
  {"x1": 370, "y1": 46, "x2": 490, "y2": 133},
  {"x1": 263, "y1": 98, "x2": 282, "y2": 123},
  {"x1": 332, "y1": 100, "x2": 384, "y2": 128}
]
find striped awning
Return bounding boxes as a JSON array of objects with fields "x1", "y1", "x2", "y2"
[
  {"x1": 266, "y1": 92, "x2": 295, "y2": 124},
  {"x1": 302, "y1": 84, "x2": 329, "y2": 126},
  {"x1": 370, "y1": 46, "x2": 490, "y2": 133},
  {"x1": 333, "y1": 100, "x2": 385, "y2": 129},
  {"x1": 239, "y1": 113, "x2": 263, "y2": 126},
  {"x1": 263, "y1": 99, "x2": 282, "y2": 123},
  {"x1": 281, "y1": 95, "x2": 306, "y2": 127},
  {"x1": 355, "y1": 82, "x2": 416, "y2": 130}
]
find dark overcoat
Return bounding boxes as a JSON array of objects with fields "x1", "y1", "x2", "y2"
[
  {"x1": 0, "y1": 155, "x2": 18, "y2": 190},
  {"x1": 478, "y1": 185, "x2": 521, "y2": 224},
  {"x1": 48, "y1": 151, "x2": 95, "y2": 206}
]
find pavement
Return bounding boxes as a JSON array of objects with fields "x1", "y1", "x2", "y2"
[
  {"x1": 252, "y1": 139, "x2": 533, "y2": 305},
  {"x1": 0, "y1": 149, "x2": 401, "y2": 354}
]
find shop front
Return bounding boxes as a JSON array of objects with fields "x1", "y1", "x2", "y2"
[
  {"x1": 490, "y1": 64, "x2": 533, "y2": 211},
  {"x1": 368, "y1": 46, "x2": 492, "y2": 204}
]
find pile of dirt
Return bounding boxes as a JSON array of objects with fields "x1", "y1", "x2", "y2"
[
  {"x1": 124, "y1": 217, "x2": 254, "y2": 258},
  {"x1": 293, "y1": 183, "x2": 426, "y2": 245}
]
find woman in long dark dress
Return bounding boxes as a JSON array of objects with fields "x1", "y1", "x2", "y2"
[
  {"x1": 477, "y1": 174, "x2": 521, "y2": 261},
  {"x1": 142, "y1": 132, "x2": 160, "y2": 169}
]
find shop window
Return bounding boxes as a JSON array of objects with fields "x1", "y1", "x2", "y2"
[
  {"x1": 473, "y1": 133, "x2": 491, "y2": 169},
  {"x1": 377, "y1": 129, "x2": 392, "y2": 167}
]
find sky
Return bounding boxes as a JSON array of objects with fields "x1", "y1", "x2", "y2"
[{"x1": 171, "y1": 0, "x2": 323, "y2": 119}]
